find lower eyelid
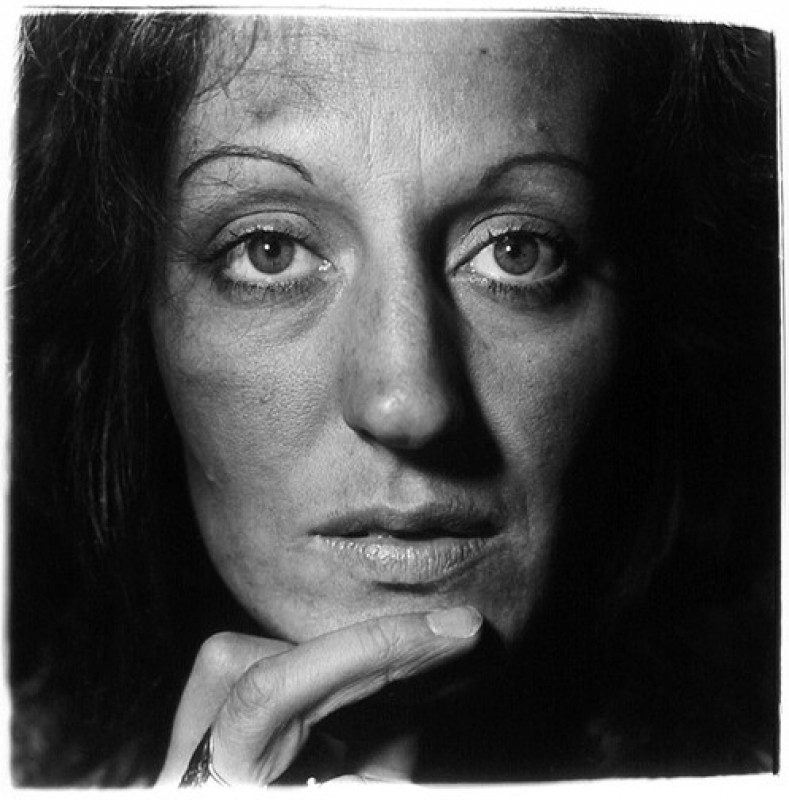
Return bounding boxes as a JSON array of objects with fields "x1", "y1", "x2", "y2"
[
  {"x1": 452, "y1": 257, "x2": 575, "y2": 310},
  {"x1": 211, "y1": 271, "x2": 330, "y2": 305}
]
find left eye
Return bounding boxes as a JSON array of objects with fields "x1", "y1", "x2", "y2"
[
  {"x1": 468, "y1": 231, "x2": 566, "y2": 283},
  {"x1": 222, "y1": 231, "x2": 329, "y2": 283}
]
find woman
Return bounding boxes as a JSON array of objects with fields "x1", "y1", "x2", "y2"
[{"x1": 11, "y1": 12, "x2": 778, "y2": 786}]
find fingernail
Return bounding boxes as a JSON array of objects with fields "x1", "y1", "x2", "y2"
[{"x1": 426, "y1": 606, "x2": 482, "y2": 639}]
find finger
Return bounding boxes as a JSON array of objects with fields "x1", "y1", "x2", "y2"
[
  {"x1": 213, "y1": 606, "x2": 482, "y2": 785},
  {"x1": 157, "y1": 632, "x2": 293, "y2": 784}
]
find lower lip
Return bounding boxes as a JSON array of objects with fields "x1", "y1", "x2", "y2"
[{"x1": 312, "y1": 534, "x2": 491, "y2": 585}]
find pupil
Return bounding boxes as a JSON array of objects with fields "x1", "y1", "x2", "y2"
[
  {"x1": 248, "y1": 233, "x2": 295, "y2": 275},
  {"x1": 493, "y1": 234, "x2": 539, "y2": 275}
]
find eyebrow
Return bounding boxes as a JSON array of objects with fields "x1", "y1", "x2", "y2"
[
  {"x1": 476, "y1": 153, "x2": 592, "y2": 190},
  {"x1": 177, "y1": 146, "x2": 590, "y2": 193},
  {"x1": 177, "y1": 145, "x2": 314, "y2": 189}
]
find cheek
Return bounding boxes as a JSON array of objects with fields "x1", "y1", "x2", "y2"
[
  {"x1": 150, "y1": 292, "x2": 334, "y2": 494},
  {"x1": 469, "y1": 286, "x2": 620, "y2": 492},
  {"x1": 150, "y1": 298, "x2": 342, "y2": 632}
]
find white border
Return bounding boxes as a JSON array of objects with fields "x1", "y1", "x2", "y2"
[{"x1": 0, "y1": 2, "x2": 784, "y2": 797}]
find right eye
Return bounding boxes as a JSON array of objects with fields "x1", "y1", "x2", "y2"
[
  {"x1": 220, "y1": 230, "x2": 331, "y2": 286},
  {"x1": 466, "y1": 230, "x2": 567, "y2": 284}
]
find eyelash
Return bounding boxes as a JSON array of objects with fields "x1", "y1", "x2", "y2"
[
  {"x1": 453, "y1": 220, "x2": 578, "y2": 307},
  {"x1": 200, "y1": 217, "x2": 579, "y2": 308},
  {"x1": 204, "y1": 220, "x2": 330, "y2": 302}
]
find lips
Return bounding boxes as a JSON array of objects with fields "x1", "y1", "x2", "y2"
[{"x1": 308, "y1": 503, "x2": 501, "y2": 585}]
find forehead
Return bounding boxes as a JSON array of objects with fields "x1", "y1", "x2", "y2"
[
  {"x1": 201, "y1": 17, "x2": 583, "y2": 104},
  {"x1": 177, "y1": 16, "x2": 602, "y2": 198}
]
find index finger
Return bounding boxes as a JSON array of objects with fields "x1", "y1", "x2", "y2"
[{"x1": 214, "y1": 605, "x2": 482, "y2": 784}]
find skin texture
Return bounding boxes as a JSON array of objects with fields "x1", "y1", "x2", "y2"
[{"x1": 151, "y1": 17, "x2": 620, "y2": 651}]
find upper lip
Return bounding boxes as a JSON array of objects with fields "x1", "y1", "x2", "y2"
[{"x1": 308, "y1": 502, "x2": 502, "y2": 540}]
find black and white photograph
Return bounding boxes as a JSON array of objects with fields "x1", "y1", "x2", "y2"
[{"x1": 6, "y1": 2, "x2": 782, "y2": 789}]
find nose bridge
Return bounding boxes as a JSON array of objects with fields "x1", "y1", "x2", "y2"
[
  {"x1": 341, "y1": 235, "x2": 462, "y2": 450},
  {"x1": 361, "y1": 246, "x2": 437, "y2": 373}
]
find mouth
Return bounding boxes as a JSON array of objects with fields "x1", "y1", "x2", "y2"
[{"x1": 308, "y1": 503, "x2": 501, "y2": 586}]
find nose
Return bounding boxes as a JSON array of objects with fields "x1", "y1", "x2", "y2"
[{"x1": 340, "y1": 247, "x2": 464, "y2": 451}]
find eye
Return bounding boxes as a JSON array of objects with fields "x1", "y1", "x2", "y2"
[
  {"x1": 468, "y1": 230, "x2": 566, "y2": 284},
  {"x1": 221, "y1": 230, "x2": 331, "y2": 285},
  {"x1": 244, "y1": 232, "x2": 297, "y2": 274}
]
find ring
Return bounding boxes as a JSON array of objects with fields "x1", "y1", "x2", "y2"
[{"x1": 179, "y1": 727, "x2": 231, "y2": 788}]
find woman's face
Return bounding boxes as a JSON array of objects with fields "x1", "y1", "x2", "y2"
[{"x1": 152, "y1": 17, "x2": 619, "y2": 647}]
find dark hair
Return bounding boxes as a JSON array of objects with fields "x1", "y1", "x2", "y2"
[
  {"x1": 10, "y1": 13, "x2": 778, "y2": 785},
  {"x1": 12, "y1": 13, "x2": 214, "y2": 784}
]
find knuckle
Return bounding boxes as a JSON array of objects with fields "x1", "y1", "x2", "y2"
[
  {"x1": 195, "y1": 632, "x2": 244, "y2": 679},
  {"x1": 232, "y1": 662, "x2": 284, "y2": 715}
]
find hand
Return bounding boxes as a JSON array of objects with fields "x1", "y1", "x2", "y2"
[{"x1": 156, "y1": 606, "x2": 482, "y2": 786}]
